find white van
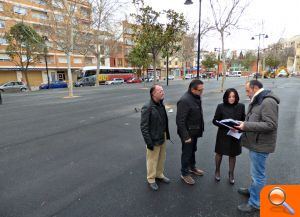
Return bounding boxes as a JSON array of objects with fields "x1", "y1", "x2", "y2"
[{"x1": 230, "y1": 71, "x2": 242, "y2": 77}]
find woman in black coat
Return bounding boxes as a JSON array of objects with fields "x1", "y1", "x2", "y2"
[{"x1": 212, "y1": 88, "x2": 245, "y2": 184}]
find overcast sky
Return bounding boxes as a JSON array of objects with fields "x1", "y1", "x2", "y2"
[{"x1": 125, "y1": 0, "x2": 300, "y2": 51}]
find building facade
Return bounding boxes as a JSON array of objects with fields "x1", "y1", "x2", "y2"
[{"x1": 0, "y1": 1, "x2": 130, "y2": 89}]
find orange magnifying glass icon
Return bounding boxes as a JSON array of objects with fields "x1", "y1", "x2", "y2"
[{"x1": 268, "y1": 187, "x2": 295, "y2": 215}]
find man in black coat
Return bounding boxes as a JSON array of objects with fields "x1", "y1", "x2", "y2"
[
  {"x1": 176, "y1": 79, "x2": 205, "y2": 185},
  {"x1": 140, "y1": 85, "x2": 171, "y2": 191}
]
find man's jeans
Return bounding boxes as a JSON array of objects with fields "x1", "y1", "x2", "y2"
[
  {"x1": 248, "y1": 150, "x2": 269, "y2": 208},
  {"x1": 181, "y1": 137, "x2": 197, "y2": 176}
]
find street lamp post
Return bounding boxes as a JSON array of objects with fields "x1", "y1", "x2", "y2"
[
  {"x1": 251, "y1": 33, "x2": 268, "y2": 80},
  {"x1": 185, "y1": 0, "x2": 202, "y2": 79},
  {"x1": 42, "y1": 36, "x2": 50, "y2": 89},
  {"x1": 214, "y1": 48, "x2": 221, "y2": 80}
]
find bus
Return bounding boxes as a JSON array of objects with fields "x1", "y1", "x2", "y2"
[{"x1": 79, "y1": 66, "x2": 135, "y2": 84}]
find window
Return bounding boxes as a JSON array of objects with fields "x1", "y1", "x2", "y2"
[
  {"x1": 58, "y1": 57, "x2": 67, "y2": 63},
  {"x1": 45, "y1": 41, "x2": 53, "y2": 48},
  {"x1": 0, "y1": 37, "x2": 7, "y2": 45},
  {"x1": 124, "y1": 28, "x2": 133, "y2": 34},
  {"x1": 31, "y1": 0, "x2": 46, "y2": 5},
  {"x1": 125, "y1": 39, "x2": 134, "y2": 46},
  {"x1": 22, "y1": 55, "x2": 32, "y2": 62},
  {"x1": 84, "y1": 57, "x2": 93, "y2": 65},
  {"x1": 0, "y1": 54, "x2": 10, "y2": 61},
  {"x1": 32, "y1": 10, "x2": 48, "y2": 20},
  {"x1": 0, "y1": 3, "x2": 4, "y2": 12},
  {"x1": 69, "y1": 4, "x2": 77, "y2": 12},
  {"x1": 101, "y1": 58, "x2": 105, "y2": 66},
  {"x1": 118, "y1": 58, "x2": 123, "y2": 67},
  {"x1": 117, "y1": 46, "x2": 122, "y2": 53},
  {"x1": 80, "y1": 7, "x2": 89, "y2": 17},
  {"x1": 54, "y1": 14, "x2": 64, "y2": 22},
  {"x1": 13, "y1": 6, "x2": 27, "y2": 15},
  {"x1": 73, "y1": 58, "x2": 82, "y2": 64},
  {"x1": 39, "y1": 55, "x2": 54, "y2": 64},
  {"x1": 52, "y1": 0, "x2": 64, "y2": 8}
]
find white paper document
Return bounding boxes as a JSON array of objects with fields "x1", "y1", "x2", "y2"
[
  {"x1": 216, "y1": 119, "x2": 241, "y2": 129},
  {"x1": 227, "y1": 129, "x2": 243, "y2": 139}
]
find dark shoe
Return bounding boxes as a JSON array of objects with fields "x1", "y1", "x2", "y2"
[
  {"x1": 181, "y1": 175, "x2": 195, "y2": 185},
  {"x1": 189, "y1": 168, "x2": 204, "y2": 176},
  {"x1": 238, "y1": 187, "x2": 250, "y2": 197},
  {"x1": 215, "y1": 170, "x2": 220, "y2": 182},
  {"x1": 157, "y1": 177, "x2": 171, "y2": 184},
  {"x1": 237, "y1": 203, "x2": 259, "y2": 213},
  {"x1": 229, "y1": 172, "x2": 235, "y2": 185},
  {"x1": 149, "y1": 182, "x2": 159, "y2": 191}
]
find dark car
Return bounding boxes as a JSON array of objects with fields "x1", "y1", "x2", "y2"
[
  {"x1": 75, "y1": 76, "x2": 96, "y2": 87},
  {"x1": 39, "y1": 81, "x2": 68, "y2": 89}
]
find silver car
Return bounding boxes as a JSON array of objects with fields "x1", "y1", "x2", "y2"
[
  {"x1": 105, "y1": 78, "x2": 124, "y2": 85},
  {"x1": 0, "y1": 81, "x2": 27, "y2": 92}
]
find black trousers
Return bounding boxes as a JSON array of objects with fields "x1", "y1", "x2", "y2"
[{"x1": 181, "y1": 137, "x2": 198, "y2": 176}]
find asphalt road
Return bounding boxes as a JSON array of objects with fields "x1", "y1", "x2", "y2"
[{"x1": 0, "y1": 77, "x2": 299, "y2": 217}]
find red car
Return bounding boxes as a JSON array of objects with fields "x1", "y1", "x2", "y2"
[{"x1": 126, "y1": 78, "x2": 142, "y2": 84}]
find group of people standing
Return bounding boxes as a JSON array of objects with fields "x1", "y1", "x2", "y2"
[{"x1": 140, "y1": 79, "x2": 280, "y2": 213}]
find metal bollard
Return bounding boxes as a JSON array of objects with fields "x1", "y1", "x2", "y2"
[{"x1": 0, "y1": 91, "x2": 2, "y2": 105}]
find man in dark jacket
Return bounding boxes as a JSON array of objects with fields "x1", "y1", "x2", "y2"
[
  {"x1": 140, "y1": 85, "x2": 170, "y2": 191},
  {"x1": 235, "y1": 80, "x2": 280, "y2": 213},
  {"x1": 176, "y1": 79, "x2": 205, "y2": 185}
]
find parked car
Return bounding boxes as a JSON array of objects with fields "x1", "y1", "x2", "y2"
[
  {"x1": 144, "y1": 76, "x2": 159, "y2": 82},
  {"x1": 105, "y1": 78, "x2": 124, "y2": 85},
  {"x1": 39, "y1": 81, "x2": 68, "y2": 89},
  {"x1": 167, "y1": 75, "x2": 175, "y2": 80},
  {"x1": 75, "y1": 76, "x2": 96, "y2": 87},
  {"x1": 277, "y1": 70, "x2": 288, "y2": 78},
  {"x1": 0, "y1": 81, "x2": 27, "y2": 92},
  {"x1": 184, "y1": 74, "x2": 193, "y2": 79},
  {"x1": 228, "y1": 71, "x2": 242, "y2": 77},
  {"x1": 126, "y1": 78, "x2": 142, "y2": 84}
]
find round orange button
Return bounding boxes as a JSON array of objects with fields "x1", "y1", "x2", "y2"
[{"x1": 269, "y1": 187, "x2": 286, "y2": 205}]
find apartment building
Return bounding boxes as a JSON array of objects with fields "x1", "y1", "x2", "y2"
[
  {"x1": 0, "y1": 0, "x2": 98, "y2": 88},
  {"x1": 0, "y1": 0, "x2": 132, "y2": 89},
  {"x1": 122, "y1": 20, "x2": 136, "y2": 68},
  {"x1": 283, "y1": 35, "x2": 300, "y2": 73}
]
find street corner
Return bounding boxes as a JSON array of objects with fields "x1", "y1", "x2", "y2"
[{"x1": 261, "y1": 185, "x2": 300, "y2": 217}]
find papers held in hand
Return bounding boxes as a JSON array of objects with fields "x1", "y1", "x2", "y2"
[
  {"x1": 216, "y1": 119, "x2": 241, "y2": 130},
  {"x1": 216, "y1": 119, "x2": 243, "y2": 139}
]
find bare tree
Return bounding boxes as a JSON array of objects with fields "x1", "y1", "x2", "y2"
[
  {"x1": 209, "y1": 0, "x2": 250, "y2": 91},
  {"x1": 181, "y1": 20, "x2": 214, "y2": 76},
  {"x1": 178, "y1": 34, "x2": 195, "y2": 76},
  {"x1": 44, "y1": 0, "x2": 91, "y2": 97},
  {"x1": 83, "y1": 0, "x2": 128, "y2": 87}
]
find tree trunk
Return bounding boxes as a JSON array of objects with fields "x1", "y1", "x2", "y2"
[
  {"x1": 23, "y1": 70, "x2": 31, "y2": 91},
  {"x1": 220, "y1": 32, "x2": 226, "y2": 92},
  {"x1": 67, "y1": 52, "x2": 74, "y2": 97},
  {"x1": 166, "y1": 54, "x2": 169, "y2": 86},
  {"x1": 95, "y1": 49, "x2": 101, "y2": 87},
  {"x1": 153, "y1": 55, "x2": 156, "y2": 85},
  {"x1": 67, "y1": 22, "x2": 74, "y2": 97},
  {"x1": 94, "y1": 43, "x2": 101, "y2": 87}
]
